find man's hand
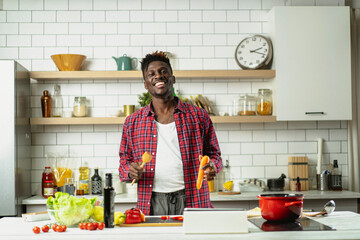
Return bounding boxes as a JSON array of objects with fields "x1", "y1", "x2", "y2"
[
  {"x1": 202, "y1": 161, "x2": 217, "y2": 181},
  {"x1": 129, "y1": 162, "x2": 144, "y2": 181}
]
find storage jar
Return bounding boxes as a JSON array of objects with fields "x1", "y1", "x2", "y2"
[
  {"x1": 239, "y1": 94, "x2": 257, "y2": 116},
  {"x1": 257, "y1": 89, "x2": 272, "y2": 115},
  {"x1": 73, "y1": 97, "x2": 87, "y2": 117}
]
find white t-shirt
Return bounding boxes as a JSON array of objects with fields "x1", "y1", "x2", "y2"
[{"x1": 152, "y1": 121, "x2": 185, "y2": 193}]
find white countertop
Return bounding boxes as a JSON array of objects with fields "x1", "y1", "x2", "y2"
[
  {"x1": 1, "y1": 211, "x2": 360, "y2": 239},
  {"x1": 22, "y1": 190, "x2": 360, "y2": 205}
]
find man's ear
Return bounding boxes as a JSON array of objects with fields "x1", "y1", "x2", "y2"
[
  {"x1": 144, "y1": 81, "x2": 148, "y2": 90},
  {"x1": 171, "y1": 75, "x2": 176, "y2": 84}
]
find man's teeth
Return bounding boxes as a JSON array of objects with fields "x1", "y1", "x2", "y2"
[{"x1": 155, "y1": 82, "x2": 164, "y2": 87}]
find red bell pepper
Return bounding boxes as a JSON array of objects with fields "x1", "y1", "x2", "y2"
[{"x1": 124, "y1": 208, "x2": 142, "y2": 224}]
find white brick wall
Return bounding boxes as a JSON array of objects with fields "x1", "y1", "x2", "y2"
[{"x1": 0, "y1": 0, "x2": 348, "y2": 195}]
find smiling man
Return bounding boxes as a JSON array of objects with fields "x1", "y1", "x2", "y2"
[{"x1": 119, "y1": 51, "x2": 222, "y2": 216}]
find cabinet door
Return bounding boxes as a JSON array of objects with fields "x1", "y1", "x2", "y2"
[{"x1": 269, "y1": 7, "x2": 352, "y2": 121}]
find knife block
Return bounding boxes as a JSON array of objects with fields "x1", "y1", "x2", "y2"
[{"x1": 288, "y1": 156, "x2": 309, "y2": 191}]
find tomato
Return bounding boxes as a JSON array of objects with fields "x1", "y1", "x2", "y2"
[
  {"x1": 98, "y1": 222, "x2": 105, "y2": 230},
  {"x1": 56, "y1": 225, "x2": 63, "y2": 232},
  {"x1": 32, "y1": 226, "x2": 40, "y2": 234},
  {"x1": 172, "y1": 216, "x2": 184, "y2": 221},
  {"x1": 52, "y1": 224, "x2": 58, "y2": 231},
  {"x1": 161, "y1": 216, "x2": 170, "y2": 220},
  {"x1": 93, "y1": 222, "x2": 98, "y2": 230},
  {"x1": 78, "y1": 223, "x2": 84, "y2": 230},
  {"x1": 87, "y1": 222, "x2": 96, "y2": 231},
  {"x1": 61, "y1": 225, "x2": 67, "y2": 232},
  {"x1": 41, "y1": 225, "x2": 49, "y2": 232}
]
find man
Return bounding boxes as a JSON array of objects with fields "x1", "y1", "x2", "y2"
[{"x1": 119, "y1": 51, "x2": 222, "y2": 216}]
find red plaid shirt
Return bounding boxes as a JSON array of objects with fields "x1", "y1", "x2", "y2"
[{"x1": 118, "y1": 98, "x2": 222, "y2": 215}]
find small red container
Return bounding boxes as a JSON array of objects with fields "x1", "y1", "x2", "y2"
[{"x1": 257, "y1": 194, "x2": 304, "y2": 222}]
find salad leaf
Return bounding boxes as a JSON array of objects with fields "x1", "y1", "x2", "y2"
[{"x1": 47, "y1": 192, "x2": 97, "y2": 226}]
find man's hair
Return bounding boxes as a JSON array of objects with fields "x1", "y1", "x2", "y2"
[{"x1": 140, "y1": 51, "x2": 172, "y2": 77}]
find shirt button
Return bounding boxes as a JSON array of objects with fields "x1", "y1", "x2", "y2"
[
  {"x1": 148, "y1": 202, "x2": 150, "y2": 205},
  {"x1": 149, "y1": 184, "x2": 152, "y2": 187},
  {"x1": 153, "y1": 135, "x2": 156, "y2": 138},
  {"x1": 152, "y1": 152, "x2": 155, "y2": 155},
  {"x1": 151, "y1": 168, "x2": 153, "y2": 171}
]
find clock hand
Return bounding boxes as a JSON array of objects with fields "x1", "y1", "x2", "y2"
[
  {"x1": 250, "y1": 47, "x2": 262, "y2": 53},
  {"x1": 252, "y1": 51, "x2": 265, "y2": 56}
]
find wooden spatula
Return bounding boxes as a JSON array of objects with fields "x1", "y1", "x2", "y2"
[{"x1": 131, "y1": 152, "x2": 152, "y2": 186}]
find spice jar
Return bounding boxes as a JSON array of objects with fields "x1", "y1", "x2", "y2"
[
  {"x1": 73, "y1": 97, "x2": 87, "y2": 117},
  {"x1": 257, "y1": 89, "x2": 272, "y2": 115},
  {"x1": 239, "y1": 94, "x2": 257, "y2": 116}
]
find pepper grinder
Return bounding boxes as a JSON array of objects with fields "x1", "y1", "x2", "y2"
[{"x1": 41, "y1": 90, "x2": 52, "y2": 117}]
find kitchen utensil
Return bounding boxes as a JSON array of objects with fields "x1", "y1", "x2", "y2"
[
  {"x1": 257, "y1": 194, "x2": 304, "y2": 222},
  {"x1": 316, "y1": 172, "x2": 330, "y2": 191},
  {"x1": 288, "y1": 156, "x2": 309, "y2": 191},
  {"x1": 51, "y1": 54, "x2": 86, "y2": 71},
  {"x1": 302, "y1": 200, "x2": 336, "y2": 217},
  {"x1": 131, "y1": 152, "x2": 152, "y2": 186},
  {"x1": 112, "y1": 54, "x2": 138, "y2": 70},
  {"x1": 267, "y1": 173, "x2": 286, "y2": 191}
]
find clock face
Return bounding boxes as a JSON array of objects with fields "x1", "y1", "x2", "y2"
[{"x1": 235, "y1": 35, "x2": 272, "y2": 69}]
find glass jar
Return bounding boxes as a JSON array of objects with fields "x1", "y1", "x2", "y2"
[
  {"x1": 239, "y1": 94, "x2": 257, "y2": 116},
  {"x1": 257, "y1": 89, "x2": 272, "y2": 115},
  {"x1": 73, "y1": 97, "x2": 87, "y2": 117}
]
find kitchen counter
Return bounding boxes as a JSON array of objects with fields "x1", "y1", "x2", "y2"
[
  {"x1": 23, "y1": 190, "x2": 360, "y2": 213},
  {"x1": 1, "y1": 211, "x2": 360, "y2": 239}
]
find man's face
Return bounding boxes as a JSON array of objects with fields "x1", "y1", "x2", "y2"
[{"x1": 143, "y1": 60, "x2": 175, "y2": 99}]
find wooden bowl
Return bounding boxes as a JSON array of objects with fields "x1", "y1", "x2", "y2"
[{"x1": 51, "y1": 54, "x2": 86, "y2": 71}]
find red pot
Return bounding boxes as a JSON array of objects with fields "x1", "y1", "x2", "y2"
[{"x1": 257, "y1": 194, "x2": 304, "y2": 222}]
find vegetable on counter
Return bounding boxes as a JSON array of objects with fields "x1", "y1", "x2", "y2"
[
  {"x1": 46, "y1": 192, "x2": 97, "y2": 226},
  {"x1": 124, "y1": 208, "x2": 145, "y2": 224},
  {"x1": 196, "y1": 155, "x2": 209, "y2": 189}
]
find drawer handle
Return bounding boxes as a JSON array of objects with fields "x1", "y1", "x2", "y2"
[{"x1": 305, "y1": 112, "x2": 324, "y2": 115}]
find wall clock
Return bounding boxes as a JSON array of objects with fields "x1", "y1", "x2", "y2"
[{"x1": 235, "y1": 35, "x2": 273, "y2": 69}]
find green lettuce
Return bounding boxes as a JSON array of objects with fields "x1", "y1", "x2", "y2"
[{"x1": 47, "y1": 192, "x2": 97, "y2": 226}]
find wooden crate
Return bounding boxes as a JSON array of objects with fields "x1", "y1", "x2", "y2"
[{"x1": 288, "y1": 156, "x2": 309, "y2": 191}]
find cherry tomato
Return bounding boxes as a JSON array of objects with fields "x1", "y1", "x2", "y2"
[
  {"x1": 172, "y1": 216, "x2": 184, "y2": 221},
  {"x1": 41, "y1": 225, "x2": 49, "y2": 232},
  {"x1": 87, "y1": 222, "x2": 95, "y2": 231},
  {"x1": 93, "y1": 222, "x2": 98, "y2": 230},
  {"x1": 56, "y1": 225, "x2": 63, "y2": 232},
  {"x1": 98, "y1": 222, "x2": 105, "y2": 230},
  {"x1": 61, "y1": 225, "x2": 67, "y2": 232},
  {"x1": 32, "y1": 226, "x2": 40, "y2": 234},
  {"x1": 161, "y1": 216, "x2": 170, "y2": 220},
  {"x1": 52, "y1": 224, "x2": 58, "y2": 231}
]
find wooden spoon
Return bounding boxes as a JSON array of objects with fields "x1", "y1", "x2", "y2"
[{"x1": 131, "y1": 152, "x2": 152, "y2": 186}]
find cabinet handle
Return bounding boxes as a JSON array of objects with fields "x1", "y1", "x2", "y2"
[{"x1": 305, "y1": 112, "x2": 325, "y2": 115}]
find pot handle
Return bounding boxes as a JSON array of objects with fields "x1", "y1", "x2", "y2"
[{"x1": 284, "y1": 201, "x2": 303, "y2": 208}]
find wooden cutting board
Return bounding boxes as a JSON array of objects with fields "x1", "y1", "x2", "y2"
[
  {"x1": 119, "y1": 216, "x2": 183, "y2": 227},
  {"x1": 217, "y1": 191, "x2": 241, "y2": 195}
]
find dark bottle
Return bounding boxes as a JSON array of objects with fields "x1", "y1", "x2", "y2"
[
  {"x1": 104, "y1": 173, "x2": 114, "y2": 228},
  {"x1": 296, "y1": 177, "x2": 301, "y2": 191},
  {"x1": 41, "y1": 90, "x2": 52, "y2": 117},
  {"x1": 91, "y1": 167, "x2": 102, "y2": 195},
  {"x1": 330, "y1": 160, "x2": 342, "y2": 191}
]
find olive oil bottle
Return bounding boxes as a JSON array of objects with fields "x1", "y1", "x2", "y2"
[
  {"x1": 79, "y1": 167, "x2": 90, "y2": 195},
  {"x1": 104, "y1": 173, "x2": 114, "y2": 228}
]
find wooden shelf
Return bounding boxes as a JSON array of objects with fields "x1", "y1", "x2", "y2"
[
  {"x1": 30, "y1": 116, "x2": 276, "y2": 125},
  {"x1": 29, "y1": 70, "x2": 275, "y2": 80}
]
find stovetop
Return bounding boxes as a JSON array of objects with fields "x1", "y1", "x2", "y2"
[{"x1": 249, "y1": 217, "x2": 335, "y2": 231}]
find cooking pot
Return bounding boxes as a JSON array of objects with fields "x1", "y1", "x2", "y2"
[{"x1": 257, "y1": 194, "x2": 304, "y2": 222}]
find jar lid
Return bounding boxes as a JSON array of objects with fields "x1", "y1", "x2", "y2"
[
  {"x1": 74, "y1": 96, "x2": 86, "y2": 101},
  {"x1": 240, "y1": 94, "x2": 256, "y2": 100},
  {"x1": 258, "y1": 89, "x2": 271, "y2": 94}
]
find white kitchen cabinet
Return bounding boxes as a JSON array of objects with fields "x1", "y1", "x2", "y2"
[{"x1": 268, "y1": 7, "x2": 352, "y2": 121}]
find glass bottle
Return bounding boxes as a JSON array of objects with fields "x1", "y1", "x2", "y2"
[
  {"x1": 104, "y1": 173, "x2": 114, "y2": 228},
  {"x1": 330, "y1": 160, "x2": 342, "y2": 191},
  {"x1": 91, "y1": 167, "x2": 102, "y2": 195},
  {"x1": 239, "y1": 94, "x2": 256, "y2": 116},
  {"x1": 42, "y1": 167, "x2": 54, "y2": 198},
  {"x1": 41, "y1": 90, "x2": 52, "y2": 117},
  {"x1": 73, "y1": 97, "x2": 87, "y2": 117},
  {"x1": 79, "y1": 167, "x2": 90, "y2": 195},
  {"x1": 257, "y1": 89, "x2": 272, "y2": 115},
  {"x1": 296, "y1": 177, "x2": 301, "y2": 191},
  {"x1": 51, "y1": 84, "x2": 63, "y2": 117},
  {"x1": 216, "y1": 160, "x2": 230, "y2": 192}
]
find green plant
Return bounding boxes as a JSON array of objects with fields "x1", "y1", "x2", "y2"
[{"x1": 138, "y1": 91, "x2": 152, "y2": 107}]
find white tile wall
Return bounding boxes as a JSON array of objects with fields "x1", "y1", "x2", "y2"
[{"x1": 0, "y1": 0, "x2": 348, "y2": 194}]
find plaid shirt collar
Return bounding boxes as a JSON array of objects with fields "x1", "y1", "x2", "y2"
[{"x1": 143, "y1": 96, "x2": 185, "y2": 117}]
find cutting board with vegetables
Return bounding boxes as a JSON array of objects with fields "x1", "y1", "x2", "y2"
[{"x1": 119, "y1": 216, "x2": 183, "y2": 227}]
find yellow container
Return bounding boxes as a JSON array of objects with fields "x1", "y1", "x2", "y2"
[
  {"x1": 79, "y1": 167, "x2": 90, "y2": 195},
  {"x1": 124, "y1": 105, "x2": 135, "y2": 117},
  {"x1": 208, "y1": 180, "x2": 215, "y2": 192}
]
